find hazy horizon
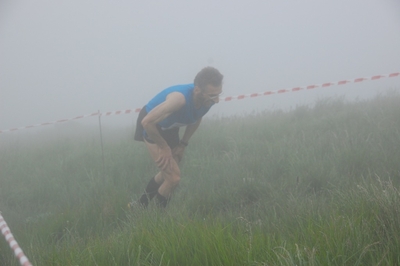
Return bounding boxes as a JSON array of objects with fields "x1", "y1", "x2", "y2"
[{"x1": 1, "y1": 0, "x2": 399, "y2": 131}]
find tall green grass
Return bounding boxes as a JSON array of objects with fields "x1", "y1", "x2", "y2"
[{"x1": 1, "y1": 92, "x2": 400, "y2": 265}]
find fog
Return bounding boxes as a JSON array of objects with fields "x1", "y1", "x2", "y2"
[{"x1": 1, "y1": 0, "x2": 400, "y2": 131}]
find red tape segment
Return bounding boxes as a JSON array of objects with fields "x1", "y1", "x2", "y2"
[
  {"x1": 0, "y1": 213, "x2": 33, "y2": 266},
  {"x1": 219, "y1": 72, "x2": 399, "y2": 102},
  {"x1": 0, "y1": 72, "x2": 399, "y2": 134},
  {"x1": 0, "y1": 112, "x2": 101, "y2": 133}
]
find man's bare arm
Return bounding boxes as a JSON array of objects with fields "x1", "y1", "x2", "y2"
[
  {"x1": 141, "y1": 92, "x2": 186, "y2": 149},
  {"x1": 170, "y1": 118, "x2": 202, "y2": 163},
  {"x1": 181, "y1": 118, "x2": 202, "y2": 144}
]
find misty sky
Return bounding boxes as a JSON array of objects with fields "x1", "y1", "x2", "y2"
[{"x1": 1, "y1": 0, "x2": 399, "y2": 130}]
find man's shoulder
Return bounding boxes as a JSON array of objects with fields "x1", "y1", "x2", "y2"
[
  {"x1": 146, "y1": 84, "x2": 193, "y2": 113},
  {"x1": 166, "y1": 91, "x2": 186, "y2": 104},
  {"x1": 161, "y1": 83, "x2": 194, "y2": 102},
  {"x1": 164, "y1": 83, "x2": 194, "y2": 92}
]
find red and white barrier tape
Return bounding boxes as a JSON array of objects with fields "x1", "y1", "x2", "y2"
[
  {"x1": 0, "y1": 108, "x2": 145, "y2": 134},
  {"x1": 101, "y1": 108, "x2": 142, "y2": 117},
  {"x1": 0, "y1": 112, "x2": 101, "y2": 134},
  {"x1": 219, "y1": 72, "x2": 399, "y2": 101},
  {"x1": 0, "y1": 72, "x2": 399, "y2": 134},
  {"x1": 0, "y1": 213, "x2": 33, "y2": 266}
]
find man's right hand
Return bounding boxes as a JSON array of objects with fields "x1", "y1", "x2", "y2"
[{"x1": 156, "y1": 146, "x2": 173, "y2": 170}]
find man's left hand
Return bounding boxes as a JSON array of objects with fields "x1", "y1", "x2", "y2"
[{"x1": 172, "y1": 145, "x2": 185, "y2": 163}]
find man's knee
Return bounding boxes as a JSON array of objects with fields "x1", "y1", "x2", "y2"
[
  {"x1": 169, "y1": 174, "x2": 180, "y2": 187},
  {"x1": 161, "y1": 167, "x2": 180, "y2": 185},
  {"x1": 165, "y1": 160, "x2": 180, "y2": 176}
]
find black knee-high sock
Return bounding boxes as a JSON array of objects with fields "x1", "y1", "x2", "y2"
[
  {"x1": 156, "y1": 192, "x2": 169, "y2": 208},
  {"x1": 139, "y1": 177, "x2": 161, "y2": 207}
]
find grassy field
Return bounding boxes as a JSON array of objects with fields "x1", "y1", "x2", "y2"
[{"x1": 1, "y1": 92, "x2": 400, "y2": 265}]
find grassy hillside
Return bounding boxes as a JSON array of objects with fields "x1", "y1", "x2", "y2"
[{"x1": 1, "y1": 92, "x2": 400, "y2": 265}]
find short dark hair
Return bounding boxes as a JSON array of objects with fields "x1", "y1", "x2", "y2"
[{"x1": 194, "y1": 67, "x2": 223, "y2": 89}]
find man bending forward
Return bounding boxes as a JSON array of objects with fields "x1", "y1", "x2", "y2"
[{"x1": 133, "y1": 67, "x2": 224, "y2": 208}]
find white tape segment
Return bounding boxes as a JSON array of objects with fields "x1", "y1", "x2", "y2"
[
  {"x1": 0, "y1": 111, "x2": 101, "y2": 134},
  {"x1": 0, "y1": 214, "x2": 33, "y2": 266},
  {"x1": 0, "y1": 72, "x2": 398, "y2": 134},
  {"x1": 219, "y1": 72, "x2": 399, "y2": 101}
]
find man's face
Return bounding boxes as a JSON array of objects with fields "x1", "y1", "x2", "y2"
[{"x1": 199, "y1": 84, "x2": 223, "y2": 108}]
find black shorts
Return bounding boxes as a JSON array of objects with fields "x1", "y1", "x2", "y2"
[{"x1": 134, "y1": 106, "x2": 180, "y2": 149}]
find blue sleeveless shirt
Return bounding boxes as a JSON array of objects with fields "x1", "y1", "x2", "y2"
[{"x1": 145, "y1": 84, "x2": 212, "y2": 130}]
